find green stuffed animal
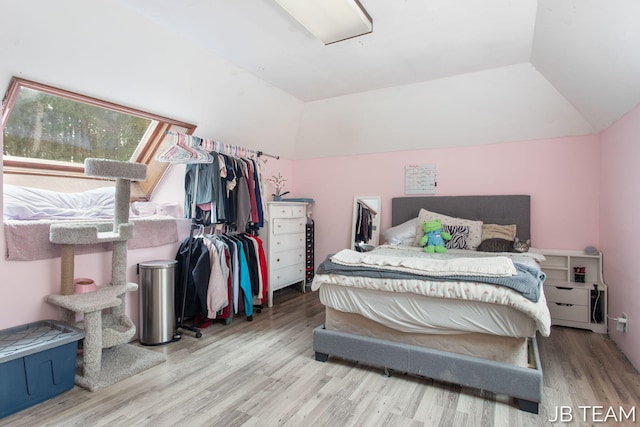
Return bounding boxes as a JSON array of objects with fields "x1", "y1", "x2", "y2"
[{"x1": 419, "y1": 218, "x2": 451, "y2": 253}]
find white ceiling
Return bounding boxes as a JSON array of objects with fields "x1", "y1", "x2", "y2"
[{"x1": 116, "y1": 0, "x2": 640, "y2": 139}]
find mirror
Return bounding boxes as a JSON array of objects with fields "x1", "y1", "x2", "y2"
[{"x1": 351, "y1": 196, "x2": 381, "y2": 252}]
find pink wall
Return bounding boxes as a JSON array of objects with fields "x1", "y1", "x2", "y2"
[
  {"x1": 600, "y1": 104, "x2": 640, "y2": 370},
  {"x1": 0, "y1": 242, "x2": 181, "y2": 330},
  {"x1": 0, "y1": 159, "x2": 299, "y2": 332},
  {"x1": 0, "y1": 155, "x2": 294, "y2": 331},
  {"x1": 0, "y1": 134, "x2": 608, "y2": 350},
  {"x1": 291, "y1": 135, "x2": 601, "y2": 270}
]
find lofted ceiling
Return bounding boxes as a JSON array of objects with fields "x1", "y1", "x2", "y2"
[{"x1": 116, "y1": 0, "x2": 640, "y2": 144}]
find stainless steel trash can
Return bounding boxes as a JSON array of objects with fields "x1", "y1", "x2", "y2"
[{"x1": 138, "y1": 260, "x2": 177, "y2": 345}]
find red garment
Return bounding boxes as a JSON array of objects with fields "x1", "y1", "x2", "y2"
[{"x1": 248, "y1": 235, "x2": 269, "y2": 304}]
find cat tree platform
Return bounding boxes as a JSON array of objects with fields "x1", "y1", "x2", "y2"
[
  {"x1": 47, "y1": 283, "x2": 138, "y2": 347},
  {"x1": 46, "y1": 281, "x2": 165, "y2": 391},
  {"x1": 46, "y1": 158, "x2": 166, "y2": 392},
  {"x1": 49, "y1": 222, "x2": 135, "y2": 245},
  {"x1": 47, "y1": 283, "x2": 151, "y2": 391}
]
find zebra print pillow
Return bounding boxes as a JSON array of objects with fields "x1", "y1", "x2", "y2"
[{"x1": 443, "y1": 224, "x2": 469, "y2": 249}]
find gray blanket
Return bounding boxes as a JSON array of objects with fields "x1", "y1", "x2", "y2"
[{"x1": 316, "y1": 255, "x2": 545, "y2": 302}]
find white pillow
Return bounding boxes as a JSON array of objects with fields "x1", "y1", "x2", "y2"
[
  {"x1": 383, "y1": 217, "x2": 417, "y2": 245},
  {"x1": 413, "y1": 208, "x2": 483, "y2": 249}
]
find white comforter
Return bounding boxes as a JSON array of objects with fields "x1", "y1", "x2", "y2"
[
  {"x1": 329, "y1": 247, "x2": 519, "y2": 277},
  {"x1": 3, "y1": 184, "x2": 115, "y2": 220},
  {"x1": 312, "y1": 245, "x2": 551, "y2": 337}
]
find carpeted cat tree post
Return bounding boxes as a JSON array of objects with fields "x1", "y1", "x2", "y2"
[{"x1": 47, "y1": 158, "x2": 166, "y2": 391}]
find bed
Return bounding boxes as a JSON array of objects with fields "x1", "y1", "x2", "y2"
[
  {"x1": 311, "y1": 195, "x2": 549, "y2": 414},
  {"x1": 3, "y1": 184, "x2": 181, "y2": 261}
]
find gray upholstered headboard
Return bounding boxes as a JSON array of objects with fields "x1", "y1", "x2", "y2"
[{"x1": 391, "y1": 195, "x2": 531, "y2": 241}]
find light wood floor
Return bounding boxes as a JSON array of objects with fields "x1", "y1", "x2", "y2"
[{"x1": 2, "y1": 287, "x2": 639, "y2": 427}]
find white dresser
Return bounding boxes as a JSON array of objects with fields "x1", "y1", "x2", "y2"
[{"x1": 265, "y1": 202, "x2": 307, "y2": 307}]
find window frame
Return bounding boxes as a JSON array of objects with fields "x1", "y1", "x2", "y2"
[{"x1": 1, "y1": 77, "x2": 196, "y2": 200}]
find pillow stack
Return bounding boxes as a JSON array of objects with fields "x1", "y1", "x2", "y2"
[
  {"x1": 413, "y1": 209, "x2": 483, "y2": 249},
  {"x1": 384, "y1": 208, "x2": 519, "y2": 250}
]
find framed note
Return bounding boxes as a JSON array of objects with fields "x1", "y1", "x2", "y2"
[{"x1": 405, "y1": 164, "x2": 436, "y2": 195}]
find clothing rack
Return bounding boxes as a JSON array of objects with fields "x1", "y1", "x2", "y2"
[
  {"x1": 357, "y1": 199, "x2": 378, "y2": 216},
  {"x1": 163, "y1": 130, "x2": 280, "y2": 160},
  {"x1": 354, "y1": 200, "x2": 376, "y2": 249},
  {"x1": 158, "y1": 130, "x2": 278, "y2": 339}
]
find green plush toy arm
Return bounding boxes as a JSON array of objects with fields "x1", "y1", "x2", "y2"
[
  {"x1": 419, "y1": 234, "x2": 429, "y2": 246},
  {"x1": 441, "y1": 231, "x2": 452, "y2": 241}
]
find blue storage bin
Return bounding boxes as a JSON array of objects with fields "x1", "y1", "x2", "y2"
[{"x1": 0, "y1": 320, "x2": 84, "y2": 419}]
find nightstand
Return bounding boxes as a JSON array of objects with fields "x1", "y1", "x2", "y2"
[{"x1": 540, "y1": 249, "x2": 607, "y2": 333}]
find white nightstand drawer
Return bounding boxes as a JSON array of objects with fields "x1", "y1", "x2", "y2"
[
  {"x1": 544, "y1": 285, "x2": 588, "y2": 305},
  {"x1": 549, "y1": 302, "x2": 589, "y2": 323},
  {"x1": 271, "y1": 233, "x2": 305, "y2": 252},
  {"x1": 271, "y1": 205, "x2": 305, "y2": 218},
  {"x1": 271, "y1": 264, "x2": 305, "y2": 289},
  {"x1": 272, "y1": 218, "x2": 305, "y2": 235},
  {"x1": 271, "y1": 248, "x2": 304, "y2": 268}
]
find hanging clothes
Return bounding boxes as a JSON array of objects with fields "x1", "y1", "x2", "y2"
[
  {"x1": 174, "y1": 235, "x2": 211, "y2": 320},
  {"x1": 250, "y1": 158, "x2": 265, "y2": 228},
  {"x1": 235, "y1": 159, "x2": 253, "y2": 229},
  {"x1": 203, "y1": 238, "x2": 227, "y2": 318},
  {"x1": 174, "y1": 231, "x2": 267, "y2": 324},
  {"x1": 184, "y1": 163, "x2": 214, "y2": 223},
  {"x1": 355, "y1": 201, "x2": 374, "y2": 244},
  {"x1": 245, "y1": 234, "x2": 268, "y2": 304},
  {"x1": 211, "y1": 236, "x2": 233, "y2": 321},
  {"x1": 183, "y1": 152, "x2": 266, "y2": 233},
  {"x1": 163, "y1": 131, "x2": 276, "y2": 330}
]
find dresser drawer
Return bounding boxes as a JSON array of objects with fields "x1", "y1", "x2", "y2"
[
  {"x1": 549, "y1": 302, "x2": 589, "y2": 323},
  {"x1": 272, "y1": 218, "x2": 306, "y2": 235},
  {"x1": 544, "y1": 285, "x2": 588, "y2": 305},
  {"x1": 271, "y1": 264, "x2": 305, "y2": 289},
  {"x1": 271, "y1": 248, "x2": 304, "y2": 269},
  {"x1": 271, "y1": 233, "x2": 305, "y2": 252},
  {"x1": 270, "y1": 204, "x2": 306, "y2": 218}
]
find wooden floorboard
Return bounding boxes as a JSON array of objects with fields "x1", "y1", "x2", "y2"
[{"x1": 2, "y1": 287, "x2": 639, "y2": 427}]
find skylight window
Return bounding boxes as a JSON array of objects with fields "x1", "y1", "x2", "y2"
[{"x1": 1, "y1": 77, "x2": 196, "y2": 199}]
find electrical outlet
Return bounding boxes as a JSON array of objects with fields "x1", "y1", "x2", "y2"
[{"x1": 616, "y1": 313, "x2": 629, "y2": 332}]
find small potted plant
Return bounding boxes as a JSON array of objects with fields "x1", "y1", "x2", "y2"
[{"x1": 266, "y1": 173, "x2": 290, "y2": 201}]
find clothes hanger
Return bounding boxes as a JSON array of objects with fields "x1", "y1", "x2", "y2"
[
  {"x1": 157, "y1": 134, "x2": 213, "y2": 164},
  {"x1": 193, "y1": 223, "x2": 205, "y2": 238},
  {"x1": 184, "y1": 135, "x2": 213, "y2": 163},
  {"x1": 157, "y1": 142, "x2": 198, "y2": 163}
]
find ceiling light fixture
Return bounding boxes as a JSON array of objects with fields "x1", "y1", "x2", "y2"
[{"x1": 273, "y1": 0, "x2": 373, "y2": 45}]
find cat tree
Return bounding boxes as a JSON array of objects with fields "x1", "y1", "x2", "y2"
[{"x1": 47, "y1": 158, "x2": 165, "y2": 391}]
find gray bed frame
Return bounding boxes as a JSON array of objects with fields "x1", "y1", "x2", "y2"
[{"x1": 313, "y1": 195, "x2": 542, "y2": 414}]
